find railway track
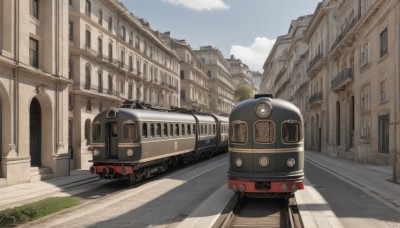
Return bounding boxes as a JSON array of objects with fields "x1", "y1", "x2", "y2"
[{"x1": 213, "y1": 194, "x2": 303, "y2": 228}]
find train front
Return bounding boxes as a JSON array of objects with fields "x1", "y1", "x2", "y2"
[{"x1": 228, "y1": 96, "x2": 304, "y2": 194}]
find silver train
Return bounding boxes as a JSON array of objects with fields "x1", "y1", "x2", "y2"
[{"x1": 89, "y1": 101, "x2": 229, "y2": 184}]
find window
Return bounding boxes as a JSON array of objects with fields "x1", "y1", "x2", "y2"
[
  {"x1": 360, "y1": 41, "x2": 370, "y2": 68},
  {"x1": 254, "y1": 121, "x2": 275, "y2": 143},
  {"x1": 175, "y1": 124, "x2": 179, "y2": 136},
  {"x1": 69, "y1": 0, "x2": 72, "y2": 6},
  {"x1": 85, "y1": 30, "x2": 91, "y2": 48},
  {"x1": 93, "y1": 122, "x2": 102, "y2": 140},
  {"x1": 156, "y1": 123, "x2": 161, "y2": 137},
  {"x1": 129, "y1": 56, "x2": 133, "y2": 71},
  {"x1": 150, "y1": 124, "x2": 155, "y2": 137},
  {"x1": 380, "y1": 28, "x2": 388, "y2": 57},
  {"x1": 128, "y1": 82, "x2": 133, "y2": 99},
  {"x1": 361, "y1": 83, "x2": 371, "y2": 140},
  {"x1": 85, "y1": 64, "x2": 91, "y2": 89},
  {"x1": 29, "y1": 38, "x2": 39, "y2": 68},
  {"x1": 129, "y1": 32, "x2": 133, "y2": 45},
  {"x1": 68, "y1": 59, "x2": 73, "y2": 79},
  {"x1": 123, "y1": 122, "x2": 137, "y2": 141},
  {"x1": 69, "y1": 22, "x2": 73, "y2": 41},
  {"x1": 120, "y1": 80, "x2": 125, "y2": 94},
  {"x1": 31, "y1": 0, "x2": 39, "y2": 19},
  {"x1": 163, "y1": 124, "x2": 168, "y2": 136},
  {"x1": 181, "y1": 124, "x2": 185, "y2": 136},
  {"x1": 85, "y1": 0, "x2": 91, "y2": 17},
  {"x1": 86, "y1": 100, "x2": 92, "y2": 111},
  {"x1": 98, "y1": 37, "x2": 102, "y2": 56},
  {"x1": 98, "y1": 10, "x2": 102, "y2": 25},
  {"x1": 229, "y1": 121, "x2": 247, "y2": 143},
  {"x1": 108, "y1": 17, "x2": 112, "y2": 32},
  {"x1": 135, "y1": 36, "x2": 140, "y2": 49},
  {"x1": 108, "y1": 43, "x2": 113, "y2": 62},
  {"x1": 121, "y1": 26, "x2": 126, "y2": 40},
  {"x1": 282, "y1": 121, "x2": 301, "y2": 143},
  {"x1": 207, "y1": 71, "x2": 211, "y2": 78},
  {"x1": 140, "y1": 123, "x2": 147, "y2": 139},
  {"x1": 98, "y1": 70, "x2": 103, "y2": 93},
  {"x1": 108, "y1": 74, "x2": 113, "y2": 94},
  {"x1": 170, "y1": 124, "x2": 173, "y2": 136},
  {"x1": 180, "y1": 70, "x2": 184, "y2": 79},
  {"x1": 380, "y1": 80, "x2": 387, "y2": 102}
]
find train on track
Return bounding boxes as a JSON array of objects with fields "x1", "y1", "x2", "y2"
[
  {"x1": 228, "y1": 94, "x2": 304, "y2": 195},
  {"x1": 89, "y1": 101, "x2": 229, "y2": 185}
]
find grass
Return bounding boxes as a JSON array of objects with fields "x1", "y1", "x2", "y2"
[{"x1": 0, "y1": 197, "x2": 81, "y2": 226}]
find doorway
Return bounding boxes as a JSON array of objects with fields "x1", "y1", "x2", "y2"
[{"x1": 30, "y1": 97, "x2": 42, "y2": 167}]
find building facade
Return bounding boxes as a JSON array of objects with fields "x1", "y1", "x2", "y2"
[
  {"x1": 0, "y1": 0, "x2": 70, "y2": 186},
  {"x1": 260, "y1": 0, "x2": 400, "y2": 176},
  {"x1": 226, "y1": 55, "x2": 257, "y2": 97},
  {"x1": 195, "y1": 46, "x2": 235, "y2": 115},
  {"x1": 68, "y1": 0, "x2": 180, "y2": 169},
  {"x1": 160, "y1": 33, "x2": 210, "y2": 112}
]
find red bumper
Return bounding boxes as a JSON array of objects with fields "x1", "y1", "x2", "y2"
[
  {"x1": 228, "y1": 180, "x2": 304, "y2": 193},
  {"x1": 90, "y1": 165, "x2": 133, "y2": 175}
]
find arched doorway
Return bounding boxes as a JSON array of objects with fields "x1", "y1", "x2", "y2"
[
  {"x1": 30, "y1": 97, "x2": 41, "y2": 167},
  {"x1": 316, "y1": 114, "x2": 321, "y2": 152}
]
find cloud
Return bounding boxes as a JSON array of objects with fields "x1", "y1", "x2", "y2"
[
  {"x1": 230, "y1": 37, "x2": 276, "y2": 72},
  {"x1": 162, "y1": 0, "x2": 229, "y2": 11}
]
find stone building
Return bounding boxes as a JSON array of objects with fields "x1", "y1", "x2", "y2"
[
  {"x1": 260, "y1": 0, "x2": 400, "y2": 176},
  {"x1": 0, "y1": 0, "x2": 70, "y2": 186},
  {"x1": 194, "y1": 46, "x2": 235, "y2": 115},
  {"x1": 251, "y1": 71, "x2": 263, "y2": 92},
  {"x1": 159, "y1": 33, "x2": 210, "y2": 112},
  {"x1": 68, "y1": 0, "x2": 180, "y2": 169},
  {"x1": 226, "y1": 55, "x2": 257, "y2": 97}
]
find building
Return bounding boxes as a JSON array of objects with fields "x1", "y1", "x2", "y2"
[
  {"x1": 68, "y1": 0, "x2": 180, "y2": 169},
  {"x1": 159, "y1": 33, "x2": 210, "y2": 112},
  {"x1": 226, "y1": 55, "x2": 257, "y2": 97},
  {"x1": 259, "y1": 0, "x2": 400, "y2": 177},
  {"x1": 0, "y1": 0, "x2": 70, "y2": 186},
  {"x1": 194, "y1": 46, "x2": 235, "y2": 115},
  {"x1": 251, "y1": 71, "x2": 263, "y2": 92}
]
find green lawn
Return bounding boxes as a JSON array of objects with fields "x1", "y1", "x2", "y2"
[{"x1": 0, "y1": 197, "x2": 81, "y2": 226}]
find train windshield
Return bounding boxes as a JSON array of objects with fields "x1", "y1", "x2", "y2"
[
  {"x1": 282, "y1": 121, "x2": 301, "y2": 143},
  {"x1": 93, "y1": 122, "x2": 102, "y2": 140},
  {"x1": 229, "y1": 121, "x2": 247, "y2": 143},
  {"x1": 254, "y1": 121, "x2": 275, "y2": 143}
]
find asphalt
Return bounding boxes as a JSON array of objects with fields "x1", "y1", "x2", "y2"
[{"x1": 0, "y1": 150, "x2": 399, "y2": 228}]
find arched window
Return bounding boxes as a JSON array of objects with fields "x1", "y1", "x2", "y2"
[
  {"x1": 84, "y1": 119, "x2": 91, "y2": 145},
  {"x1": 86, "y1": 100, "x2": 92, "y2": 111},
  {"x1": 85, "y1": 0, "x2": 91, "y2": 17},
  {"x1": 121, "y1": 26, "x2": 126, "y2": 40},
  {"x1": 108, "y1": 43, "x2": 113, "y2": 63}
]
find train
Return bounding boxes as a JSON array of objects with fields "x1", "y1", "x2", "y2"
[
  {"x1": 89, "y1": 101, "x2": 229, "y2": 185},
  {"x1": 227, "y1": 94, "x2": 304, "y2": 195}
]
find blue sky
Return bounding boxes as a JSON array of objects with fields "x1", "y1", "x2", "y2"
[{"x1": 120, "y1": 0, "x2": 321, "y2": 72}]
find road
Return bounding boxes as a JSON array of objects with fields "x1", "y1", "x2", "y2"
[
  {"x1": 22, "y1": 154, "x2": 232, "y2": 228},
  {"x1": 305, "y1": 157, "x2": 400, "y2": 228}
]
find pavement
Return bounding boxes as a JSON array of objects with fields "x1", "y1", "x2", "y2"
[{"x1": 0, "y1": 150, "x2": 399, "y2": 228}]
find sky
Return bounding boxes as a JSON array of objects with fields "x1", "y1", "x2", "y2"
[{"x1": 120, "y1": 0, "x2": 321, "y2": 72}]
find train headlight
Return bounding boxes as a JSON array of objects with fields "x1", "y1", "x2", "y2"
[
  {"x1": 254, "y1": 101, "x2": 272, "y2": 118},
  {"x1": 126, "y1": 149, "x2": 134, "y2": 157},
  {"x1": 235, "y1": 158, "x2": 243, "y2": 168},
  {"x1": 259, "y1": 156, "x2": 270, "y2": 167},
  {"x1": 93, "y1": 149, "x2": 100, "y2": 157},
  {"x1": 287, "y1": 158, "x2": 296, "y2": 167}
]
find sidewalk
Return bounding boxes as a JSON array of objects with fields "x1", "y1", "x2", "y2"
[
  {"x1": 0, "y1": 170, "x2": 101, "y2": 211},
  {"x1": 296, "y1": 150, "x2": 400, "y2": 228}
]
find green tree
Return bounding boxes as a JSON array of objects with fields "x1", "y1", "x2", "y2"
[{"x1": 234, "y1": 83, "x2": 253, "y2": 102}]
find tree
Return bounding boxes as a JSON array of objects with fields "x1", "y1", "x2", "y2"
[{"x1": 234, "y1": 83, "x2": 253, "y2": 102}]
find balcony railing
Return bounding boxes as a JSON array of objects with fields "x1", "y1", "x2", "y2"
[
  {"x1": 307, "y1": 52, "x2": 322, "y2": 72},
  {"x1": 294, "y1": 81, "x2": 309, "y2": 95},
  {"x1": 331, "y1": 68, "x2": 354, "y2": 91},
  {"x1": 330, "y1": 14, "x2": 361, "y2": 52},
  {"x1": 274, "y1": 67, "x2": 287, "y2": 85},
  {"x1": 84, "y1": 46, "x2": 97, "y2": 56},
  {"x1": 309, "y1": 92, "x2": 323, "y2": 106}
]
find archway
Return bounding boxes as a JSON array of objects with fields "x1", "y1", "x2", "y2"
[
  {"x1": 30, "y1": 97, "x2": 41, "y2": 167},
  {"x1": 336, "y1": 101, "x2": 340, "y2": 146}
]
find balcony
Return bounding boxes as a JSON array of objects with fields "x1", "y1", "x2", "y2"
[
  {"x1": 330, "y1": 14, "x2": 361, "y2": 52},
  {"x1": 274, "y1": 67, "x2": 287, "y2": 85},
  {"x1": 331, "y1": 68, "x2": 353, "y2": 91},
  {"x1": 307, "y1": 52, "x2": 326, "y2": 77},
  {"x1": 309, "y1": 92, "x2": 323, "y2": 106},
  {"x1": 84, "y1": 46, "x2": 97, "y2": 56},
  {"x1": 294, "y1": 81, "x2": 309, "y2": 95}
]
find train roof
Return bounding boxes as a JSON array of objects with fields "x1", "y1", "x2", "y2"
[{"x1": 102, "y1": 108, "x2": 197, "y2": 123}]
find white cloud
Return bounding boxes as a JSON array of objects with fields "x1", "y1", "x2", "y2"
[
  {"x1": 230, "y1": 37, "x2": 276, "y2": 72},
  {"x1": 162, "y1": 0, "x2": 229, "y2": 11}
]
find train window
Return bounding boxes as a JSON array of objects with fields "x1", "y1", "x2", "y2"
[
  {"x1": 201, "y1": 125, "x2": 204, "y2": 135},
  {"x1": 111, "y1": 123, "x2": 118, "y2": 137},
  {"x1": 229, "y1": 121, "x2": 247, "y2": 143},
  {"x1": 193, "y1": 124, "x2": 196, "y2": 135},
  {"x1": 123, "y1": 122, "x2": 137, "y2": 141},
  {"x1": 254, "y1": 121, "x2": 275, "y2": 143},
  {"x1": 156, "y1": 123, "x2": 161, "y2": 137},
  {"x1": 175, "y1": 124, "x2": 179, "y2": 136},
  {"x1": 187, "y1": 124, "x2": 191, "y2": 135},
  {"x1": 163, "y1": 123, "x2": 168, "y2": 137},
  {"x1": 181, "y1": 124, "x2": 185, "y2": 135},
  {"x1": 170, "y1": 124, "x2": 173, "y2": 136},
  {"x1": 150, "y1": 124, "x2": 155, "y2": 137},
  {"x1": 213, "y1": 125, "x2": 216, "y2": 135},
  {"x1": 282, "y1": 121, "x2": 301, "y2": 143},
  {"x1": 93, "y1": 122, "x2": 102, "y2": 140},
  {"x1": 142, "y1": 123, "x2": 148, "y2": 138}
]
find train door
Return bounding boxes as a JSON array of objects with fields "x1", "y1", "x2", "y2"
[{"x1": 106, "y1": 122, "x2": 118, "y2": 159}]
